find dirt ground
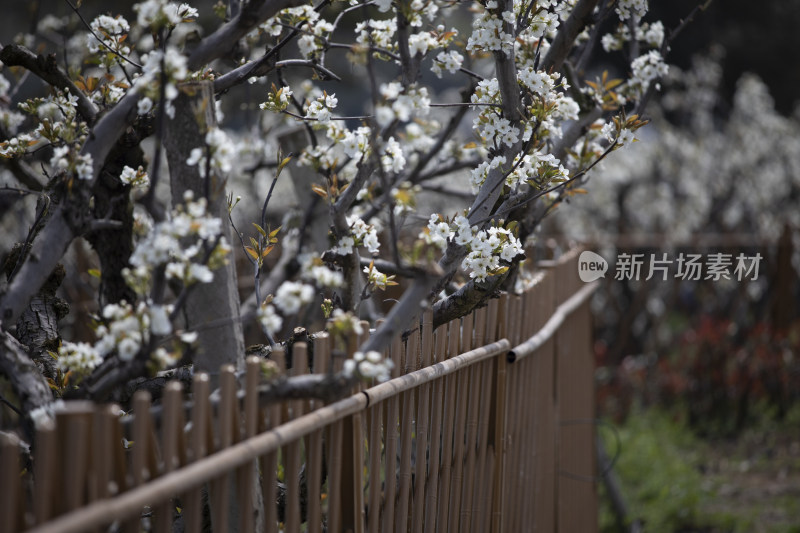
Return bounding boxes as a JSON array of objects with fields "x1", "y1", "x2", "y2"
[{"x1": 700, "y1": 426, "x2": 800, "y2": 532}]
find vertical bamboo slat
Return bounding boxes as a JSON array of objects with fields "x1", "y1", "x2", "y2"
[
  {"x1": 367, "y1": 402, "x2": 382, "y2": 533},
  {"x1": 436, "y1": 321, "x2": 459, "y2": 532},
  {"x1": 153, "y1": 382, "x2": 183, "y2": 533},
  {"x1": 327, "y1": 344, "x2": 344, "y2": 533},
  {"x1": 504, "y1": 296, "x2": 523, "y2": 533},
  {"x1": 128, "y1": 392, "x2": 157, "y2": 533},
  {"x1": 184, "y1": 373, "x2": 211, "y2": 533},
  {"x1": 424, "y1": 325, "x2": 447, "y2": 531},
  {"x1": 236, "y1": 357, "x2": 261, "y2": 533},
  {"x1": 478, "y1": 299, "x2": 500, "y2": 533},
  {"x1": 264, "y1": 348, "x2": 286, "y2": 533},
  {"x1": 210, "y1": 365, "x2": 238, "y2": 533},
  {"x1": 555, "y1": 252, "x2": 597, "y2": 533},
  {"x1": 353, "y1": 322, "x2": 370, "y2": 533},
  {"x1": 395, "y1": 377, "x2": 414, "y2": 532},
  {"x1": 382, "y1": 335, "x2": 402, "y2": 533},
  {"x1": 448, "y1": 313, "x2": 473, "y2": 532},
  {"x1": 462, "y1": 309, "x2": 486, "y2": 529},
  {"x1": 89, "y1": 406, "x2": 112, "y2": 506},
  {"x1": 33, "y1": 420, "x2": 56, "y2": 526},
  {"x1": 411, "y1": 311, "x2": 433, "y2": 533},
  {"x1": 368, "y1": 320, "x2": 388, "y2": 532},
  {"x1": 285, "y1": 344, "x2": 307, "y2": 533},
  {"x1": 520, "y1": 290, "x2": 539, "y2": 531},
  {"x1": 0, "y1": 431, "x2": 23, "y2": 533},
  {"x1": 57, "y1": 402, "x2": 93, "y2": 516},
  {"x1": 307, "y1": 334, "x2": 329, "y2": 533},
  {"x1": 327, "y1": 418, "x2": 344, "y2": 533},
  {"x1": 533, "y1": 273, "x2": 556, "y2": 533},
  {"x1": 491, "y1": 294, "x2": 508, "y2": 533}
]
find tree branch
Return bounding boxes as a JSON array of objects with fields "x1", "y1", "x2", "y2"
[
  {"x1": 541, "y1": 0, "x2": 601, "y2": 73},
  {"x1": 0, "y1": 330, "x2": 53, "y2": 441},
  {"x1": 431, "y1": 271, "x2": 508, "y2": 329},
  {"x1": 359, "y1": 267, "x2": 441, "y2": 354},
  {"x1": 187, "y1": 0, "x2": 306, "y2": 70},
  {"x1": 0, "y1": 43, "x2": 98, "y2": 125}
]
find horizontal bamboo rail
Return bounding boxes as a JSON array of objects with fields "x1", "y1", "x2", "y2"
[
  {"x1": 508, "y1": 280, "x2": 599, "y2": 362},
  {"x1": 363, "y1": 339, "x2": 510, "y2": 406}
]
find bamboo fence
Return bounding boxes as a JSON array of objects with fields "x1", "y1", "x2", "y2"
[{"x1": 0, "y1": 249, "x2": 598, "y2": 533}]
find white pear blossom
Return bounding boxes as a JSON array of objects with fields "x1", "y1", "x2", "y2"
[
  {"x1": 186, "y1": 127, "x2": 236, "y2": 178},
  {"x1": 431, "y1": 50, "x2": 464, "y2": 77},
  {"x1": 345, "y1": 351, "x2": 394, "y2": 382},
  {"x1": 615, "y1": 0, "x2": 648, "y2": 20},
  {"x1": 58, "y1": 342, "x2": 103, "y2": 377},
  {"x1": 257, "y1": 304, "x2": 283, "y2": 336},
  {"x1": 274, "y1": 281, "x2": 315, "y2": 315}
]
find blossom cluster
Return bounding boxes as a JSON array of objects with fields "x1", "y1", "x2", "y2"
[
  {"x1": 505, "y1": 150, "x2": 570, "y2": 189},
  {"x1": 460, "y1": 224, "x2": 525, "y2": 282},
  {"x1": 363, "y1": 262, "x2": 396, "y2": 291},
  {"x1": 0, "y1": 75, "x2": 26, "y2": 135},
  {"x1": 124, "y1": 192, "x2": 230, "y2": 294},
  {"x1": 87, "y1": 14, "x2": 131, "y2": 66},
  {"x1": 615, "y1": 0, "x2": 648, "y2": 20},
  {"x1": 375, "y1": 83, "x2": 430, "y2": 127},
  {"x1": 305, "y1": 92, "x2": 339, "y2": 122},
  {"x1": 260, "y1": 4, "x2": 333, "y2": 59},
  {"x1": 466, "y1": 4, "x2": 515, "y2": 56},
  {"x1": 57, "y1": 342, "x2": 103, "y2": 379},
  {"x1": 333, "y1": 214, "x2": 381, "y2": 255},
  {"x1": 120, "y1": 165, "x2": 151, "y2": 190},
  {"x1": 58, "y1": 299, "x2": 185, "y2": 380},
  {"x1": 422, "y1": 215, "x2": 524, "y2": 282},
  {"x1": 629, "y1": 50, "x2": 669, "y2": 95},
  {"x1": 49, "y1": 145, "x2": 93, "y2": 180},
  {"x1": 1, "y1": 89, "x2": 87, "y2": 161},
  {"x1": 134, "y1": 0, "x2": 198, "y2": 31},
  {"x1": 344, "y1": 350, "x2": 394, "y2": 382},
  {"x1": 257, "y1": 303, "x2": 283, "y2": 337},
  {"x1": 601, "y1": 21, "x2": 664, "y2": 52},
  {"x1": 259, "y1": 86, "x2": 294, "y2": 113},
  {"x1": 133, "y1": 46, "x2": 189, "y2": 118},
  {"x1": 431, "y1": 50, "x2": 464, "y2": 78},
  {"x1": 300, "y1": 254, "x2": 345, "y2": 288},
  {"x1": 355, "y1": 18, "x2": 397, "y2": 51},
  {"x1": 186, "y1": 127, "x2": 236, "y2": 178},
  {"x1": 274, "y1": 281, "x2": 316, "y2": 315}
]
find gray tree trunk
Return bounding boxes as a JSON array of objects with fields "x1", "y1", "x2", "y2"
[{"x1": 163, "y1": 81, "x2": 245, "y2": 380}]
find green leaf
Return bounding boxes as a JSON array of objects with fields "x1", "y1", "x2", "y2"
[{"x1": 252, "y1": 223, "x2": 267, "y2": 237}]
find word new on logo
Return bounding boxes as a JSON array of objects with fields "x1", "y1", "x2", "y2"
[{"x1": 578, "y1": 251, "x2": 609, "y2": 282}]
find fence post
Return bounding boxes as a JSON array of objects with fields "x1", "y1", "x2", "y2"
[
  {"x1": 424, "y1": 323, "x2": 448, "y2": 531},
  {"x1": 553, "y1": 249, "x2": 597, "y2": 533},
  {"x1": 381, "y1": 334, "x2": 402, "y2": 533},
  {"x1": 1, "y1": 430, "x2": 24, "y2": 533},
  {"x1": 530, "y1": 271, "x2": 556, "y2": 533},
  {"x1": 33, "y1": 419, "x2": 57, "y2": 526},
  {"x1": 307, "y1": 335, "x2": 328, "y2": 533},
  {"x1": 184, "y1": 373, "x2": 211, "y2": 533},
  {"x1": 56, "y1": 401, "x2": 95, "y2": 517},
  {"x1": 490, "y1": 294, "x2": 508, "y2": 533}
]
